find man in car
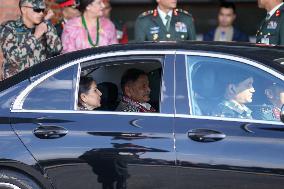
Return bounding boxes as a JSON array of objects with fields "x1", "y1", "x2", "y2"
[
  {"x1": 214, "y1": 71, "x2": 255, "y2": 119},
  {"x1": 116, "y1": 68, "x2": 156, "y2": 112},
  {"x1": 203, "y1": 2, "x2": 249, "y2": 42},
  {"x1": 255, "y1": 82, "x2": 284, "y2": 121},
  {"x1": 256, "y1": 0, "x2": 284, "y2": 45},
  {"x1": 0, "y1": 0, "x2": 62, "y2": 79},
  {"x1": 134, "y1": 0, "x2": 196, "y2": 42}
]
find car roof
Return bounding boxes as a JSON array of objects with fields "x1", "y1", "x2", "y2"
[{"x1": 1, "y1": 41, "x2": 284, "y2": 92}]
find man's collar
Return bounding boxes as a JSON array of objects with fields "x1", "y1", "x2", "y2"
[
  {"x1": 157, "y1": 6, "x2": 173, "y2": 25},
  {"x1": 268, "y1": 2, "x2": 284, "y2": 18}
]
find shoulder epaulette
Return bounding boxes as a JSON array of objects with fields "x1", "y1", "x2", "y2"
[
  {"x1": 139, "y1": 9, "x2": 155, "y2": 18},
  {"x1": 174, "y1": 8, "x2": 191, "y2": 16}
]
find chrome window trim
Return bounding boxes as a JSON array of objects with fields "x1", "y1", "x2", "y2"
[
  {"x1": 175, "y1": 114, "x2": 284, "y2": 125},
  {"x1": 12, "y1": 50, "x2": 174, "y2": 110},
  {"x1": 178, "y1": 50, "x2": 284, "y2": 123},
  {"x1": 74, "y1": 64, "x2": 81, "y2": 110},
  {"x1": 10, "y1": 109, "x2": 174, "y2": 118},
  {"x1": 177, "y1": 51, "x2": 284, "y2": 80},
  {"x1": 0, "y1": 183, "x2": 21, "y2": 189}
]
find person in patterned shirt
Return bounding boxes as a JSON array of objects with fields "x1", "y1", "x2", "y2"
[
  {"x1": 0, "y1": 0, "x2": 62, "y2": 79},
  {"x1": 116, "y1": 68, "x2": 156, "y2": 113},
  {"x1": 255, "y1": 83, "x2": 284, "y2": 121}
]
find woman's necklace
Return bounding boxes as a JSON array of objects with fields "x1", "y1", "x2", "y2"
[{"x1": 81, "y1": 15, "x2": 100, "y2": 47}]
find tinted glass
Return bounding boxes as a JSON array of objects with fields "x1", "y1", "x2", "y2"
[
  {"x1": 23, "y1": 65, "x2": 78, "y2": 110},
  {"x1": 187, "y1": 56, "x2": 284, "y2": 122}
]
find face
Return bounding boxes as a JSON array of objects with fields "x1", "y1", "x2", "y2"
[
  {"x1": 218, "y1": 7, "x2": 236, "y2": 27},
  {"x1": 102, "y1": 1, "x2": 111, "y2": 18},
  {"x1": 21, "y1": 3, "x2": 45, "y2": 25},
  {"x1": 126, "y1": 75, "x2": 151, "y2": 103},
  {"x1": 156, "y1": 0, "x2": 177, "y2": 11},
  {"x1": 63, "y1": 6, "x2": 80, "y2": 20},
  {"x1": 267, "y1": 85, "x2": 284, "y2": 107},
  {"x1": 86, "y1": 0, "x2": 105, "y2": 17},
  {"x1": 257, "y1": 0, "x2": 267, "y2": 8},
  {"x1": 234, "y1": 77, "x2": 255, "y2": 104},
  {"x1": 81, "y1": 81, "x2": 102, "y2": 108}
]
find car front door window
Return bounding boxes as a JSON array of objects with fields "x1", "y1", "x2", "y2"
[{"x1": 187, "y1": 55, "x2": 284, "y2": 122}]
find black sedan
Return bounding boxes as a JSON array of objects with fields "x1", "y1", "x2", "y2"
[{"x1": 1, "y1": 41, "x2": 284, "y2": 189}]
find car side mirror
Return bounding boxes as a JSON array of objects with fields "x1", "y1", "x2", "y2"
[{"x1": 281, "y1": 104, "x2": 284, "y2": 123}]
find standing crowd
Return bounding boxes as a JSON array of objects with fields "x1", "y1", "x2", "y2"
[{"x1": 0, "y1": 0, "x2": 284, "y2": 80}]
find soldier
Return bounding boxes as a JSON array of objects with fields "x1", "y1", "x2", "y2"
[
  {"x1": 0, "y1": 0, "x2": 62, "y2": 79},
  {"x1": 55, "y1": 0, "x2": 80, "y2": 37},
  {"x1": 134, "y1": 0, "x2": 196, "y2": 42},
  {"x1": 255, "y1": 83, "x2": 284, "y2": 121},
  {"x1": 256, "y1": 0, "x2": 284, "y2": 45},
  {"x1": 214, "y1": 72, "x2": 255, "y2": 119}
]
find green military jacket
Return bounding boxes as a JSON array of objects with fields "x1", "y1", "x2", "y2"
[
  {"x1": 256, "y1": 3, "x2": 284, "y2": 46},
  {"x1": 134, "y1": 8, "x2": 196, "y2": 42},
  {"x1": 0, "y1": 18, "x2": 62, "y2": 79}
]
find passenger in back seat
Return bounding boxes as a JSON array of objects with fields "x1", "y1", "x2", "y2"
[{"x1": 116, "y1": 68, "x2": 156, "y2": 112}]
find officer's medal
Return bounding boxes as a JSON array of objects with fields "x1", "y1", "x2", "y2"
[{"x1": 153, "y1": 33, "x2": 159, "y2": 41}]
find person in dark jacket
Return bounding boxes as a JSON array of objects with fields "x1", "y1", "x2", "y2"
[{"x1": 203, "y1": 2, "x2": 249, "y2": 42}]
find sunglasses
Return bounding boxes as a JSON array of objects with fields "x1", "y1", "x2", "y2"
[{"x1": 22, "y1": 6, "x2": 45, "y2": 13}]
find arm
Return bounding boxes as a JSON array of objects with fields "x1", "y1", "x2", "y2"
[
  {"x1": 187, "y1": 16, "x2": 196, "y2": 40},
  {"x1": 280, "y1": 17, "x2": 284, "y2": 45},
  {"x1": 134, "y1": 17, "x2": 146, "y2": 42},
  {"x1": 61, "y1": 22, "x2": 78, "y2": 54},
  {"x1": 45, "y1": 21, "x2": 62, "y2": 56},
  {"x1": 107, "y1": 20, "x2": 118, "y2": 45},
  {"x1": 0, "y1": 25, "x2": 41, "y2": 68}
]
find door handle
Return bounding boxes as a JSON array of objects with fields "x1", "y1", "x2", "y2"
[
  {"x1": 33, "y1": 126, "x2": 68, "y2": 139},
  {"x1": 188, "y1": 129, "x2": 226, "y2": 142}
]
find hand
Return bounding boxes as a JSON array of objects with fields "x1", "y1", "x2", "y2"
[
  {"x1": 44, "y1": 9, "x2": 54, "y2": 20},
  {"x1": 34, "y1": 22, "x2": 48, "y2": 39}
]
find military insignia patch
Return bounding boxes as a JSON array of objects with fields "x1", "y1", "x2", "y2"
[
  {"x1": 267, "y1": 21, "x2": 278, "y2": 29},
  {"x1": 150, "y1": 26, "x2": 160, "y2": 34},
  {"x1": 175, "y1": 22, "x2": 187, "y2": 32},
  {"x1": 276, "y1": 10, "x2": 281, "y2": 17}
]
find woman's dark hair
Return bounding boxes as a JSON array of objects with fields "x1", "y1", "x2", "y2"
[
  {"x1": 78, "y1": 0, "x2": 95, "y2": 13},
  {"x1": 78, "y1": 76, "x2": 94, "y2": 103},
  {"x1": 121, "y1": 68, "x2": 147, "y2": 93}
]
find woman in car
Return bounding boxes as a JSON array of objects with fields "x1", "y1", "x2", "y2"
[
  {"x1": 78, "y1": 77, "x2": 102, "y2": 110},
  {"x1": 62, "y1": 0, "x2": 117, "y2": 53}
]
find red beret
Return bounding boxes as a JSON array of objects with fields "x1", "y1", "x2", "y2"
[{"x1": 57, "y1": 0, "x2": 75, "y2": 8}]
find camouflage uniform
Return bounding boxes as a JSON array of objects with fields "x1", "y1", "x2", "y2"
[
  {"x1": 214, "y1": 100, "x2": 252, "y2": 119},
  {"x1": 0, "y1": 0, "x2": 62, "y2": 79}
]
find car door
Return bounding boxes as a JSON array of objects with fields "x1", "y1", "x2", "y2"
[
  {"x1": 10, "y1": 52, "x2": 176, "y2": 189},
  {"x1": 174, "y1": 53, "x2": 284, "y2": 189}
]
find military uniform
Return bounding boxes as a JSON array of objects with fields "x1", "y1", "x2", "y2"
[
  {"x1": 134, "y1": 8, "x2": 196, "y2": 42},
  {"x1": 214, "y1": 100, "x2": 252, "y2": 119},
  {"x1": 254, "y1": 103, "x2": 281, "y2": 121},
  {"x1": 0, "y1": 0, "x2": 62, "y2": 79},
  {"x1": 256, "y1": 3, "x2": 284, "y2": 46}
]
